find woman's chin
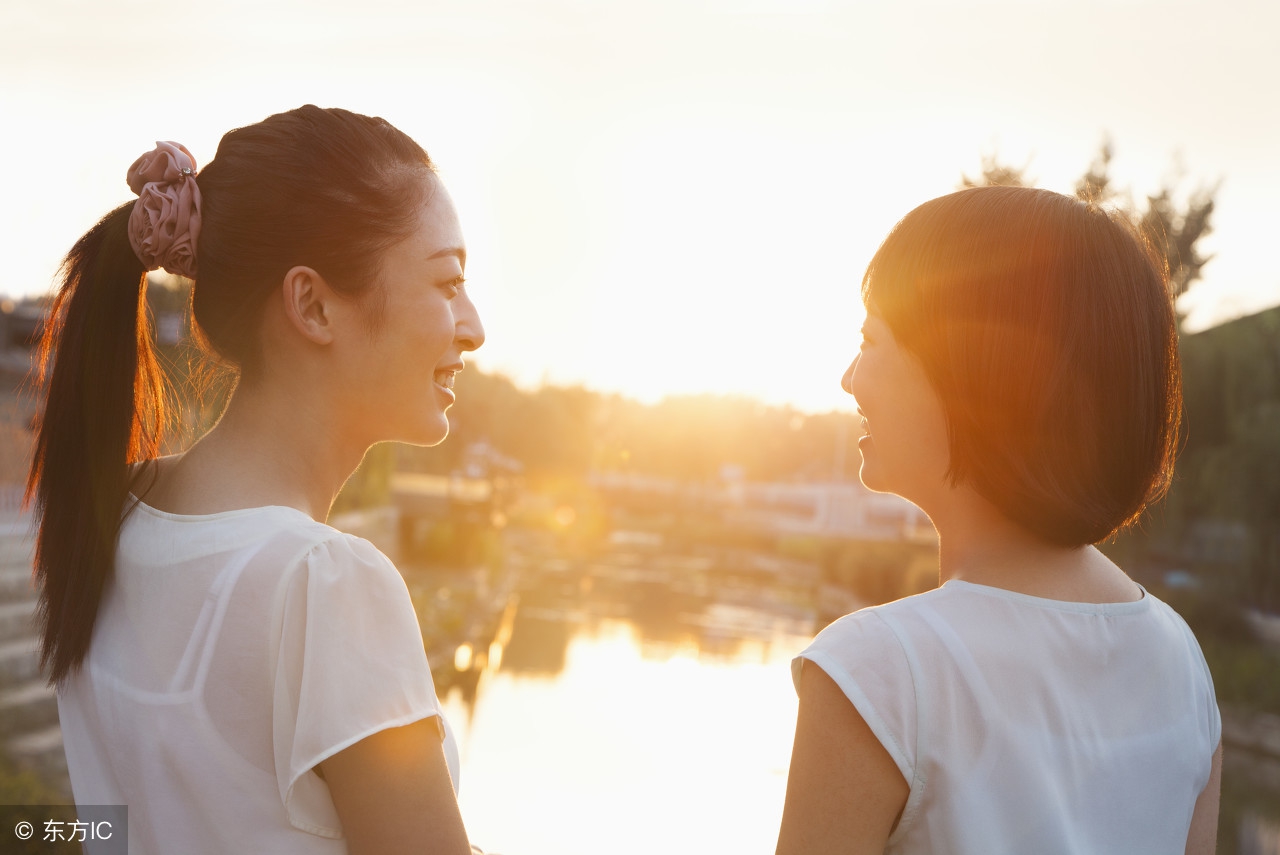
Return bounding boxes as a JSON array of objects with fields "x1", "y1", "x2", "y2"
[
  {"x1": 857, "y1": 453, "x2": 892, "y2": 495},
  {"x1": 395, "y1": 414, "x2": 450, "y2": 448},
  {"x1": 421, "y1": 419, "x2": 450, "y2": 447}
]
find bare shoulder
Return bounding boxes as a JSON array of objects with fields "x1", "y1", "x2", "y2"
[
  {"x1": 320, "y1": 717, "x2": 471, "y2": 855},
  {"x1": 775, "y1": 660, "x2": 909, "y2": 855}
]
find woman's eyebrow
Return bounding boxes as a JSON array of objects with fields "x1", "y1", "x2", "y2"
[{"x1": 427, "y1": 246, "x2": 467, "y2": 265}]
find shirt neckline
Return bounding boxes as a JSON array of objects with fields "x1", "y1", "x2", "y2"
[
  {"x1": 941, "y1": 578, "x2": 1152, "y2": 616},
  {"x1": 127, "y1": 494, "x2": 318, "y2": 525}
]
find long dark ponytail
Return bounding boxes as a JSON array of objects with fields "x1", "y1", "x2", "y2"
[
  {"x1": 28, "y1": 105, "x2": 436, "y2": 684},
  {"x1": 27, "y1": 204, "x2": 167, "y2": 685}
]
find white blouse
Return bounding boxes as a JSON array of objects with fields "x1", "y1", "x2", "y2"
[
  {"x1": 794, "y1": 580, "x2": 1220, "y2": 854},
  {"x1": 58, "y1": 499, "x2": 458, "y2": 855}
]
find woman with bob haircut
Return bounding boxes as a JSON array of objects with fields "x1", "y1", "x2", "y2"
[
  {"x1": 29, "y1": 106, "x2": 483, "y2": 854},
  {"x1": 775, "y1": 186, "x2": 1221, "y2": 854}
]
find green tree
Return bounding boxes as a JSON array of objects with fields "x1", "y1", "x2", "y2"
[
  {"x1": 960, "y1": 151, "x2": 1033, "y2": 189},
  {"x1": 398, "y1": 368, "x2": 862, "y2": 487},
  {"x1": 1167, "y1": 308, "x2": 1280, "y2": 612},
  {"x1": 959, "y1": 138, "x2": 1219, "y2": 314},
  {"x1": 1139, "y1": 179, "x2": 1217, "y2": 303},
  {"x1": 1073, "y1": 138, "x2": 1119, "y2": 204}
]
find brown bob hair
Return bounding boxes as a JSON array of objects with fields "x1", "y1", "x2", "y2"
[{"x1": 862, "y1": 185, "x2": 1182, "y2": 547}]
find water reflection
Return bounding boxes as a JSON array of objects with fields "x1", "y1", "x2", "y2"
[
  {"x1": 438, "y1": 542, "x2": 815, "y2": 855},
  {"x1": 498, "y1": 613, "x2": 572, "y2": 676},
  {"x1": 428, "y1": 537, "x2": 1280, "y2": 855},
  {"x1": 501, "y1": 544, "x2": 818, "y2": 665}
]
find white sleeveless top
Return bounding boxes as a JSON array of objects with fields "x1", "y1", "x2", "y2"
[
  {"x1": 794, "y1": 580, "x2": 1220, "y2": 854},
  {"x1": 58, "y1": 499, "x2": 459, "y2": 855}
]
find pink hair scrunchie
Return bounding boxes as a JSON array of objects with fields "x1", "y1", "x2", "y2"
[{"x1": 126, "y1": 141, "x2": 202, "y2": 279}]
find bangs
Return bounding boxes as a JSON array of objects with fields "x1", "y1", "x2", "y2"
[{"x1": 862, "y1": 187, "x2": 1068, "y2": 355}]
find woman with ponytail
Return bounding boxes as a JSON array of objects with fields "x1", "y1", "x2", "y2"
[{"x1": 29, "y1": 106, "x2": 482, "y2": 855}]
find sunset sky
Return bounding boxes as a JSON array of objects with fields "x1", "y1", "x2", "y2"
[{"x1": 3, "y1": 0, "x2": 1277, "y2": 412}]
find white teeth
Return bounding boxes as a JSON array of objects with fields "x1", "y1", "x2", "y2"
[{"x1": 436, "y1": 372, "x2": 456, "y2": 389}]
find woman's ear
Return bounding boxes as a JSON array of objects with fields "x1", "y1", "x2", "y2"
[{"x1": 280, "y1": 265, "x2": 336, "y2": 345}]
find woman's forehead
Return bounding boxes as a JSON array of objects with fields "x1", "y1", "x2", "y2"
[{"x1": 863, "y1": 310, "x2": 888, "y2": 329}]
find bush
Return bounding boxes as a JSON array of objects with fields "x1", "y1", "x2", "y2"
[
  {"x1": 1156, "y1": 586, "x2": 1257, "y2": 644},
  {"x1": 1199, "y1": 637, "x2": 1280, "y2": 716},
  {"x1": 0, "y1": 750, "x2": 75, "y2": 855}
]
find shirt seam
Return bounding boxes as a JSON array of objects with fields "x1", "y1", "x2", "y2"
[
  {"x1": 941, "y1": 579, "x2": 1152, "y2": 616},
  {"x1": 284, "y1": 708, "x2": 445, "y2": 838},
  {"x1": 126, "y1": 493, "x2": 319, "y2": 525}
]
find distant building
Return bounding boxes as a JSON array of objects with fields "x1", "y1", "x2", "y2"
[
  {"x1": 589, "y1": 470, "x2": 933, "y2": 543},
  {"x1": 728, "y1": 480, "x2": 933, "y2": 542}
]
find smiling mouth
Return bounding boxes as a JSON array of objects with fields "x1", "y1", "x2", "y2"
[{"x1": 434, "y1": 363, "x2": 463, "y2": 392}]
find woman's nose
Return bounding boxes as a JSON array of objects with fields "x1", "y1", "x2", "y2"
[
  {"x1": 456, "y1": 292, "x2": 485, "y2": 352},
  {"x1": 842, "y1": 355, "x2": 859, "y2": 395}
]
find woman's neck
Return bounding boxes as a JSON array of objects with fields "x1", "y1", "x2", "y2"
[
  {"x1": 929, "y1": 486, "x2": 1142, "y2": 604},
  {"x1": 140, "y1": 373, "x2": 369, "y2": 522}
]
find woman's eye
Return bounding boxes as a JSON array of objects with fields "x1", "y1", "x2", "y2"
[{"x1": 440, "y1": 276, "x2": 465, "y2": 298}]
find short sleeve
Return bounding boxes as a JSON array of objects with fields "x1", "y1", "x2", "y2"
[
  {"x1": 1174, "y1": 606, "x2": 1223, "y2": 754},
  {"x1": 1193, "y1": 638, "x2": 1223, "y2": 754},
  {"x1": 271, "y1": 534, "x2": 445, "y2": 838},
  {"x1": 792, "y1": 609, "x2": 918, "y2": 784}
]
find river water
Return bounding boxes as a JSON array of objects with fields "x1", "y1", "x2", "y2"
[{"x1": 432, "y1": 541, "x2": 1280, "y2": 855}]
